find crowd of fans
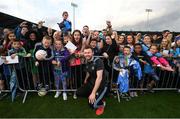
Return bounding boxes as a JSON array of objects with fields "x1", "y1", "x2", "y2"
[{"x1": 0, "y1": 11, "x2": 179, "y2": 101}]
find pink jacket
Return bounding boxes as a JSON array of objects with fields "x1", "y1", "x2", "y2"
[{"x1": 150, "y1": 56, "x2": 169, "y2": 66}]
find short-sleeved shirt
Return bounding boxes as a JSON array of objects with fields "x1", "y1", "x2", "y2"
[{"x1": 85, "y1": 57, "x2": 106, "y2": 89}]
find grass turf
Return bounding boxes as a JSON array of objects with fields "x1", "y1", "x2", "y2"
[{"x1": 0, "y1": 91, "x2": 180, "y2": 118}]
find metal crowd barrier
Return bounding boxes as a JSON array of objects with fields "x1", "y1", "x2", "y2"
[
  {"x1": 0, "y1": 56, "x2": 179, "y2": 103},
  {"x1": 111, "y1": 56, "x2": 180, "y2": 102}
]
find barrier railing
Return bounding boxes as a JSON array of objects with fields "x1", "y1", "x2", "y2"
[
  {"x1": 111, "y1": 56, "x2": 180, "y2": 102},
  {"x1": 0, "y1": 56, "x2": 179, "y2": 103}
]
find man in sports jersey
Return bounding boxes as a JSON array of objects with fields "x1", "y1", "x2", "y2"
[{"x1": 77, "y1": 45, "x2": 108, "y2": 115}]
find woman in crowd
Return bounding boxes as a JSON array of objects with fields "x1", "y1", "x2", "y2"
[{"x1": 69, "y1": 30, "x2": 85, "y2": 99}]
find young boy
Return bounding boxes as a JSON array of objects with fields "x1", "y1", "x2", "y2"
[
  {"x1": 33, "y1": 36, "x2": 54, "y2": 91},
  {"x1": 113, "y1": 46, "x2": 142, "y2": 99},
  {"x1": 52, "y1": 40, "x2": 70, "y2": 100},
  {"x1": 89, "y1": 38, "x2": 101, "y2": 56},
  {"x1": 8, "y1": 39, "x2": 27, "y2": 101},
  {"x1": 58, "y1": 11, "x2": 72, "y2": 35},
  {"x1": 132, "y1": 43, "x2": 159, "y2": 92}
]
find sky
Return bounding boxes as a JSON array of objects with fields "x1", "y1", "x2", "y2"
[{"x1": 0, "y1": 0, "x2": 180, "y2": 31}]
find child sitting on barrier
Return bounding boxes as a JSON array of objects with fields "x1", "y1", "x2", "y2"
[
  {"x1": 34, "y1": 36, "x2": 54, "y2": 91},
  {"x1": 113, "y1": 46, "x2": 142, "y2": 100},
  {"x1": 147, "y1": 44, "x2": 174, "y2": 72},
  {"x1": 132, "y1": 43, "x2": 159, "y2": 92},
  {"x1": 52, "y1": 40, "x2": 70, "y2": 100}
]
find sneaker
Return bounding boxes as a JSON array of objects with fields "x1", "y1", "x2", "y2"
[
  {"x1": 149, "y1": 90, "x2": 155, "y2": 93},
  {"x1": 37, "y1": 83, "x2": 42, "y2": 91},
  {"x1": 102, "y1": 100, "x2": 106, "y2": 107},
  {"x1": 96, "y1": 106, "x2": 105, "y2": 115},
  {"x1": 130, "y1": 92, "x2": 134, "y2": 97},
  {"x1": 147, "y1": 84, "x2": 153, "y2": 91},
  {"x1": 45, "y1": 85, "x2": 49, "y2": 91},
  {"x1": 121, "y1": 93, "x2": 131, "y2": 100},
  {"x1": 54, "y1": 91, "x2": 61, "y2": 98},
  {"x1": 134, "y1": 92, "x2": 138, "y2": 97},
  {"x1": 178, "y1": 89, "x2": 180, "y2": 93},
  {"x1": 152, "y1": 75, "x2": 159, "y2": 81},
  {"x1": 0, "y1": 93, "x2": 8, "y2": 100},
  {"x1": 140, "y1": 91, "x2": 145, "y2": 95},
  {"x1": 63, "y1": 92, "x2": 67, "y2": 100},
  {"x1": 16, "y1": 92, "x2": 24, "y2": 98},
  {"x1": 120, "y1": 93, "x2": 126, "y2": 98},
  {"x1": 73, "y1": 92, "x2": 77, "y2": 99}
]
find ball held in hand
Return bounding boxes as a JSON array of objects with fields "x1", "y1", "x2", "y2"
[{"x1": 35, "y1": 50, "x2": 47, "y2": 60}]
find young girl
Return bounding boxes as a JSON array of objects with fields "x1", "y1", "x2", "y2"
[
  {"x1": 52, "y1": 40, "x2": 70, "y2": 100},
  {"x1": 69, "y1": 30, "x2": 85, "y2": 99},
  {"x1": 0, "y1": 32, "x2": 14, "y2": 97},
  {"x1": 147, "y1": 44, "x2": 174, "y2": 72},
  {"x1": 160, "y1": 38, "x2": 173, "y2": 57},
  {"x1": 3, "y1": 31, "x2": 16, "y2": 50}
]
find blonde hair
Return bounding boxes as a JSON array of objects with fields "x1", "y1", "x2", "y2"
[{"x1": 160, "y1": 38, "x2": 171, "y2": 51}]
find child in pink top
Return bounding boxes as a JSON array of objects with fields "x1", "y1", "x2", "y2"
[{"x1": 147, "y1": 44, "x2": 174, "y2": 72}]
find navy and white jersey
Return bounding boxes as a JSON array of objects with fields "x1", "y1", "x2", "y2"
[{"x1": 85, "y1": 57, "x2": 106, "y2": 89}]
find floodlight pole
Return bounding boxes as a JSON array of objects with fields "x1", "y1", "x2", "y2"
[
  {"x1": 71, "y1": 2, "x2": 78, "y2": 31},
  {"x1": 145, "y1": 9, "x2": 152, "y2": 31}
]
